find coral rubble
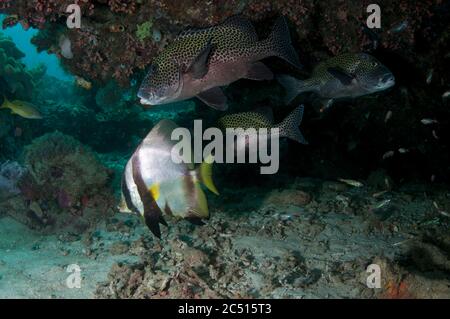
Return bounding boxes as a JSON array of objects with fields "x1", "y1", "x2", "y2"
[{"x1": 95, "y1": 179, "x2": 450, "y2": 299}]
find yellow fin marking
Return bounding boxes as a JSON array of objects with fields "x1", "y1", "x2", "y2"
[{"x1": 149, "y1": 183, "x2": 160, "y2": 200}]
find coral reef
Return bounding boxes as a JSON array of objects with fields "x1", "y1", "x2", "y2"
[
  {"x1": 0, "y1": 32, "x2": 34, "y2": 99},
  {"x1": 24, "y1": 131, "x2": 110, "y2": 202},
  {"x1": 136, "y1": 20, "x2": 153, "y2": 43},
  {"x1": 1, "y1": 0, "x2": 446, "y2": 86},
  {"x1": 0, "y1": 132, "x2": 115, "y2": 235}
]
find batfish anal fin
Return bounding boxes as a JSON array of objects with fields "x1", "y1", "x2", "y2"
[
  {"x1": 132, "y1": 152, "x2": 165, "y2": 238},
  {"x1": 144, "y1": 209, "x2": 163, "y2": 238},
  {"x1": 159, "y1": 214, "x2": 168, "y2": 227}
]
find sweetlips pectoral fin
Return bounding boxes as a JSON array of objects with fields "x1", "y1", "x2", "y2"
[
  {"x1": 246, "y1": 62, "x2": 274, "y2": 81},
  {"x1": 186, "y1": 38, "x2": 214, "y2": 79},
  {"x1": 196, "y1": 87, "x2": 228, "y2": 111},
  {"x1": 197, "y1": 153, "x2": 219, "y2": 195},
  {"x1": 327, "y1": 67, "x2": 354, "y2": 86}
]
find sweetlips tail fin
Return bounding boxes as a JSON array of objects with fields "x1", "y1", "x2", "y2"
[
  {"x1": 277, "y1": 74, "x2": 302, "y2": 104},
  {"x1": 279, "y1": 104, "x2": 308, "y2": 144},
  {"x1": 266, "y1": 16, "x2": 302, "y2": 69}
]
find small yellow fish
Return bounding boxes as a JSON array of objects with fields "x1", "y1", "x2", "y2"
[
  {"x1": 0, "y1": 97, "x2": 43, "y2": 119},
  {"x1": 75, "y1": 76, "x2": 92, "y2": 90},
  {"x1": 338, "y1": 178, "x2": 364, "y2": 187}
]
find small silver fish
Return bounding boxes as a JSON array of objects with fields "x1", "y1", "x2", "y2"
[
  {"x1": 338, "y1": 178, "x2": 364, "y2": 187},
  {"x1": 442, "y1": 91, "x2": 450, "y2": 100},
  {"x1": 374, "y1": 199, "x2": 391, "y2": 210},
  {"x1": 432, "y1": 130, "x2": 439, "y2": 140},
  {"x1": 382, "y1": 150, "x2": 394, "y2": 160},
  {"x1": 390, "y1": 20, "x2": 408, "y2": 33},
  {"x1": 398, "y1": 148, "x2": 409, "y2": 154},
  {"x1": 421, "y1": 118, "x2": 438, "y2": 125},
  {"x1": 426, "y1": 69, "x2": 433, "y2": 84},
  {"x1": 384, "y1": 110, "x2": 392, "y2": 123}
]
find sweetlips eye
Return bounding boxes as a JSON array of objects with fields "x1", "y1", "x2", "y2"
[{"x1": 148, "y1": 64, "x2": 158, "y2": 75}]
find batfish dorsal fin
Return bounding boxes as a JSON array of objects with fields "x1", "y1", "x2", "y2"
[{"x1": 142, "y1": 119, "x2": 179, "y2": 149}]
